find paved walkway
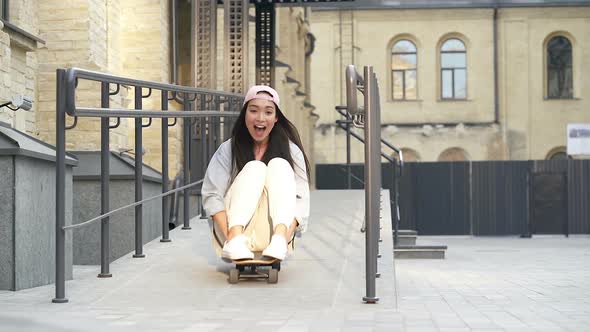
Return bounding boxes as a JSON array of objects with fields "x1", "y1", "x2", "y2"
[
  {"x1": 1, "y1": 190, "x2": 589, "y2": 331},
  {"x1": 395, "y1": 235, "x2": 590, "y2": 332},
  {"x1": 0, "y1": 190, "x2": 397, "y2": 331}
]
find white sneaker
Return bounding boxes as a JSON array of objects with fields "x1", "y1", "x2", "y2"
[
  {"x1": 262, "y1": 235, "x2": 288, "y2": 261},
  {"x1": 222, "y1": 234, "x2": 254, "y2": 260}
]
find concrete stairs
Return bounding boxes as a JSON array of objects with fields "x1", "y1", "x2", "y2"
[{"x1": 393, "y1": 229, "x2": 448, "y2": 259}]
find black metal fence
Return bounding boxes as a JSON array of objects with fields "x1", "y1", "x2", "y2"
[
  {"x1": 54, "y1": 68, "x2": 242, "y2": 303},
  {"x1": 316, "y1": 159, "x2": 590, "y2": 236}
]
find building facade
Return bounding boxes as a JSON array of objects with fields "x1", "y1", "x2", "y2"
[
  {"x1": 309, "y1": 1, "x2": 590, "y2": 163},
  {"x1": 1, "y1": 0, "x2": 316, "y2": 178}
]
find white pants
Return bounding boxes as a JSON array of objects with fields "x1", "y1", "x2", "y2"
[{"x1": 225, "y1": 158, "x2": 296, "y2": 230}]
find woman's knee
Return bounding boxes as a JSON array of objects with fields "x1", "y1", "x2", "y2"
[
  {"x1": 242, "y1": 160, "x2": 267, "y2": 175},
  {"x1": 267, "y1": 158, "x2": 294, "y2": 185},
  {"x1": 267, "y1": 157, "x2": 291, "y2": 170}
]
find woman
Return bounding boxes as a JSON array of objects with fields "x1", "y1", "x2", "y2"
[{"x1": 201, "y1": 85, "x2": 310, "y2": 261}]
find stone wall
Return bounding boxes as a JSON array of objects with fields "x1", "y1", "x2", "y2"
[
  {"x1": 120, "y1": 0, "x2": 182, "y2": 175},
  {"x1": 0, "y1": 0, "x2": 38, "y2": 135},
  {"x1": 36, "y1": 0, "x2": 130, "y2": 151}
]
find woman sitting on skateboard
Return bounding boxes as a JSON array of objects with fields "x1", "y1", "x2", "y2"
[{"x1": 201, "y1": 85, "x2": 310, "y2": 261}]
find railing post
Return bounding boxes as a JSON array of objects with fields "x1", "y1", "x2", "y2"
[
  {"x1": 161, "y1": 90, "x2": 171, "y2": 242},
  {"x1": 53, "y1": 69, "x2": 68, "y2": 303},
  {"x1": 346, "y1": 112, "x2": 352, "y2": 189},
  {"x1": 133, "y1": 87, "x2": 145, "y2": 258},
  {"x1": 393, "y1": 160, "x2": 399, "y2": 247},
  {"x1": 363, "y1": 66, "x2": 380, "y2": 304},
  {"x1": 213, "y1": 96, "x2": 221, "y2": 148},
  {"x1": 182, "y1": 94, "x2": 192, "y2": 230},
  {"x1": 98, "y1": 82, "x2": 113, "y2": 277},
  {"x1": 198, "y1": 95, "x2": 208, "y2": 219}
]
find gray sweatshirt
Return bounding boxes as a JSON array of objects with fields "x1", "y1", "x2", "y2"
[{"x1": 201, "y1": 139, "x2": 310, "y2": 234}]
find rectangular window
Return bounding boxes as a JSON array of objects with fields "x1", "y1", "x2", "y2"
[
  {"x1": 392, "y1": 54, "x2": 416, "y2": 70},
  {"x1": 406, "y1": 69, "x2": 417, "y2": 99},
  {"x1": 441, "y1": 53, "x2": 466, "y2": 68},
  {"x1": 392, "y1": 70, "x2": 404, "y2": 100},
  {"x1": 392, "y1": 69, "x2": 417, "y2": 100},
  {"x1": 548, "y1": 67, "x2": 573, "y2": 99},
  {"x1": 454, "y1": 69, "x2": 466, "y2": 99},
  {"x1": 442, "y1": 69, "x2": 453, "y2": 99}
]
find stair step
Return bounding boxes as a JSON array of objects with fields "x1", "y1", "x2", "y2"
[
  {"x1": 394, "y1": 245, "x2": 447, "y2": 259},
  {"x1": 392, "y1": 229, "x2": 417, "y2": 236},
  {"x1": 395, "y1": 235, "x2": 416, "y2": 246}
]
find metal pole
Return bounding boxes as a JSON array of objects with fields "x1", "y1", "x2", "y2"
[
  {"x1": 373, "y1": 72, "x2": 383, "y2": 279},
  {"x1": 393, "y1": 160, "x2": 399, "y2": 248},
  {"x1": 98, "y1": 82, "x2": 112, "y2": 277},
  {"x1": 182, "y1": 95, "x2": 192, "y2": 230},
  {"x1": 363, "y1": 66, "x2": 379, "y2": 304},
  {"x1": 199, "y1": 98, "x2": 207, "y2": 218},
  {"x1": 53, "y1": 69, "x2": 68, "y2": 303},
  {"x1": 213, "y1": 96, "x2": 221, "y2": 148},
  {"x1": 161, "y1": 90, "x2": 171, "y2": 242},
  {"x1": 346, "y1": 115, "x2": 351, "y2": 189},
  {"x1": 133, "y1": 87, "x2": 145, "y2": 258}
]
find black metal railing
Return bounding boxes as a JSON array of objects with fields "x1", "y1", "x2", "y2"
[
  {"x1": 345, "y1": 65, "x2": 384, "y2": 304},
  {"x1": 334, "y1": 106, "x2": 404, "y2": 248},
  {"x1": 53, "y1": 68, "x2": 242, "y2": 303}
]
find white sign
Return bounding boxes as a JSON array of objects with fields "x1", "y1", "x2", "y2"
[{"x1": 567, "y1": 123, "x2": 590, "y2": 156}]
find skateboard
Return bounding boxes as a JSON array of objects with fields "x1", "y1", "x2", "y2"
[{"x1": 228, "y1": 254, "x2": 281, "y2": 284}]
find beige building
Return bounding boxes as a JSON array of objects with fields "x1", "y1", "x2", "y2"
[
  {"x1": 1, "y1": 0, "x2": 316, "y2": 178},
  {"x1": 309, "y1": 1, "x2": 590, "y2": 164}
]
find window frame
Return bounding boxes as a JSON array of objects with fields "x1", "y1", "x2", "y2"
[
  {"x1": 546, "y1": 35, "x2": 573, "y2": 100},
  {"x1": 391, "y1": 39, "x2": 417, "y2": 101},
  {"x1": 440, "y1": 38, "x2": 467, "y2": 100}
]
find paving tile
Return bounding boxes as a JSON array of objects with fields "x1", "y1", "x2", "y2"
[{"x1": 2, "y1": 191, "x2": 590, "y2": 331}]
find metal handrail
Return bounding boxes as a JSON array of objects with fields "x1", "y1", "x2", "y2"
[
  {"x1": 63, "y1": 179, "x2": 204, "y2": 231},
  {"x1": 346, "y1": 65, "x2": 366, "y2": 128},
  {"x1": 53, "y1": 68, "x2": 243, "y2": 303},
  {"x1": 64, "y1": 67, "x2": 242, "y2": 117},
  {"x1": 335, "y1": 108, "x2": 404, "y2": 248},
  {"x1": 335, "y1": 108, "x2": 404, "y2": 167},
  {"x1": 345, "y1": 65, "x2": 381, "y2": 304}
]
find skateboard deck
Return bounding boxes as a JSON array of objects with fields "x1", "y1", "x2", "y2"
[{"x1": 228, "y1": 254, "x2": 281, "y2": 284}]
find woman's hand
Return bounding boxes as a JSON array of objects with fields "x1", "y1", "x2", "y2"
[{"x1": 212, "y1": 211, "x2": 229, "y2": 239}]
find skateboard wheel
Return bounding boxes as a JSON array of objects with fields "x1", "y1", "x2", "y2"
[
  {"x1": 268, "y1": 269, "x2": 278, "y2": 284},
  {"x1": 228, "y1": 268, "x2": 239, "y2": 284},
  {"x1": 271, "y1": 261, "x2": 281, "y2": 271}
]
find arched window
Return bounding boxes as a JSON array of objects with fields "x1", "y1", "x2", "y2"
[
  {"x1": 438, "y1": 147, "x2": 469, "y2": 162},
  {"x1": 400, "y1": 148, "x2": 421, "y2": 162},
  {"x1": 546, "y1": 147, "x2": 569, "y2": 160},
  {"x1": 547, "y1": 36, "x2": 573, "y2": 99},
  {"x1": 391, "y1": 40, "x2": 417, "y2": 100},
  {"x1": 440, "y1": 38, "x2": 466, "y2": 99}
]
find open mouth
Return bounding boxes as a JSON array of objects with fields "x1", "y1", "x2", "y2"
[{"x1": 254, "y1": 124, "x2": 266, "y2": 135}]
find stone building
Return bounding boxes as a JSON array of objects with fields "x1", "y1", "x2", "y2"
[
  {"x1": 309, "y1": 0, "x2": 590, "y2": 163},
  {"x1": 1, "y1": 0, "x2": 316, "y2": 178}
]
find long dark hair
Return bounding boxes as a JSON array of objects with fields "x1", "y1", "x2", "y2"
[{"x1": 230, "y1": 101, "x2": 311, "y2": 182}]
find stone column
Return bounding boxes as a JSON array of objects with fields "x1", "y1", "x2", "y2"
[
  {"x1": 224, "y1": 0, "x2": 249, "y2": 93},
  {"x1": 192, "y1": 0, "x2": 217, "y2": 89},
  {"x1": 255, "y1": 2, "x2": 275, "y2": 86}
]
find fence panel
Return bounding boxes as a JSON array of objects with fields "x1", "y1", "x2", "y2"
[
  {"x1": 316, "y1": 159, "x2": 589, "y2": 236},
  {"x1": 411, "y1": 162, "x2": 470, "y2": 235},
  {"x1": 471, "y1": 161, "x2": 529, "y2": 235},
  {"x1": 534, "y1": 159, "x2": 590, "y2": 234},
  {"x1": 569, "y1": 160, "x2": 590, "y2": 234}
]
